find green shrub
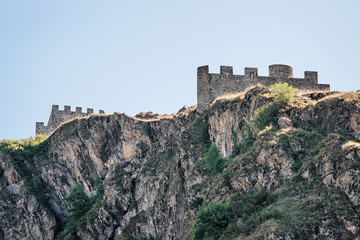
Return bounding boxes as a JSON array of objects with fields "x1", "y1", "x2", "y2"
[
  {"x1": 272, "y1": 82, "x2": 296, "y2": 104},
  {"x1": 0, "y1": 135, "x2": 51, "y2": 209},
  {"x1": 192, "y1": 191, "x2": 278, "y2": 239},
  {"x1": 253, "y1": 82, "x2": 295, "y2": 129},
  {"x1": 242, "y1": 124, "x2": 254, "y2": 149},
  {"x1": 225, "y1": 191, "x2": 278, "y2": 236},
  {"x1": 193, "y1": 201, "x2": 230, "y2": 240},
  {"x1": 243, "y1": 209, "x2": 282, "y2": 233},
  {"x1": 254, "y1": 104, "x2": 275, "y2": 129},
  {"x1": 193, "y1": 110, "x2": 211, "y2": 148},
  {"x1": 203, "y1": 144, "x2": 225, "y2": 174},
  {"x1": 63, "y1": 182, "x2": 91, "y2": 219},
  {"x1": 233, "y1": 124, "x2": 254, "y2": 156},
  {"x1": 0, "y1": 135, "x2": 48, "y2": 161},
  {"x1": 190, "y1": 197, "x2": 204, "y2": 210},
  {"x1": 56, "y1": 179, "x2": 105, "y2": 239},
  {"x1": 290, "y1": 129, "x2": 327, "y2": 172},
  {"x1": 228, "y1": 191, "x2": 277, "y2": 221}
]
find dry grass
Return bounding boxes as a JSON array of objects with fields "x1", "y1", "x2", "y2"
[
  {"x1": 296, "y1": 89, "x2": 330, "y2": 95},
  {"x1": 213, "y1": 91, "x2": 247, "y2": 102},
  {"x1": 178, "y1": 105, "x2": 197, "y2": 116},
  {"x1": 209, "y1": 85, "x2": 334, "y2": 110},
  {"x1": 289, "y1": 90, "x2": 353, "y2": 109},
  {"x1": 276, "y1": 127, "x2": 295, "y2": 136},
  {"x1": 258, "y1": 126, "x2": 274, "y2": 136},
  {"x1": 318, "y1": 91, "x2": 360, "y2": 103},
  {"x1": 133, "y1": 105, "x2": 197, "y2": 122},
  {"x1": 287, "y1": 90, "x2": 360, "y2": 110},
  {"x1": 211, "y1": 84, "x2": 267, "y2": 107},
  {"x1": 258, "y1": 126, "x2": 295, "y2": 146},
  {"x1": 133, "y1": 114, "x2": 175, "y2": 122},
  {"x1": 208, "y1": 85, "x2": 353, "y2": 111},
  {"x1": 287, "y1": 90, "x2": 318, "y2": 109},
  {"x1": 342, "y1": 140, "x2": 360, "y2": 151}
]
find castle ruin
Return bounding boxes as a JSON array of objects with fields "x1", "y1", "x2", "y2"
[
  {"x1": 36, "y1": 105, "x2": 105, "y2": 136},
  {"x1": 35, "y1": 64, "x2": 330, "y2": 135},
  {"x1": 197, "y1": 64, "x2": 330, "y2": 110}
]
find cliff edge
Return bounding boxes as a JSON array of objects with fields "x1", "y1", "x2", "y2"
[{"x1": 1, "y1": 86, "x2": 360, "y2": 239}]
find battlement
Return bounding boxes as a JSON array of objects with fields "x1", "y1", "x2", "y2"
[
  {"x1": 50, "y1": 105, "x2": 97, "y2": 115},
  {"x1": 197, "y1": 64, "x2": 330, "y2": 110},
  {"x1": 36, "y1": 105, "x2": 105, "y2": 136}
]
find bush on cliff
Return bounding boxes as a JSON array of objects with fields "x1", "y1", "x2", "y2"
[
  {"x1": 193, "y1": 110, "x2": 211, "y2": 148},
  {"x1": 0, "y1": 135, "x2": 48, "y2": 162},
  {"x1": 232, "y1": 123, "x2": 254, "y2": 155},
  {"x1": 203, "y1": 144, "x2": 225, "y2": 174},
  {"x1": 63, "y1": 182, "x2": 92, "y2": 219},
  {"x1": 193, "y1": 191, "x2": 278, "y2": 239},
  {"x1": 254, "y1": 83, "x2": 296, "y2": 129},
  {"x1": 272, "y1": 82, "x2": 296, "y2": 104},
  {"x1": 57, "y1": 179, "x2": 104, "y2": 239},
  {"x1": 254, "y1": 104, "x2": 275, "y2": 130},
  {"x1": 193, "y1": 201, "x2": 230, "y2": 240},
  {"x1": 0, "y1": 135, "x2": 50, "y2": 205}
]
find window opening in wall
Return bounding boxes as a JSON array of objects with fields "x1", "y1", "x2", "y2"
[
  {"x1": 280, "y1": 71, "x2": 284, "y2": 77},
  {"x1": 250, "y1": 73, "x2": 254, "y2": 79},
  {"x1": 225, "y1": 73, "x2": 229, "y2": 78}
]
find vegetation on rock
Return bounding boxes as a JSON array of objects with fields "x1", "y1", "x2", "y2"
[
  {"x1": 232, "y1": 123, "x2": 254, "y2": 155},
  {"x1": 56, "y1": 179, "x2": 104, "y2": 239},
  {"x1": 0, "y1": 135, "x2": 52, "y2": 206},
  {"x1": 202, "y1": 144, "x2": 225, "y2": 174},
  {"x1": 272, "y1": 82, "x2": 296, "y2": 104},
  {"x1": 0, "y1": 86, "x2": 359, "y2": 240},
  {"x1": 254, "y1": 103, "x2": 275, "y2": 129}
]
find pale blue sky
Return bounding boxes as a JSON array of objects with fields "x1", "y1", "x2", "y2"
[{"x1": 1, "y1": 1, "x2": 359, "y2": 140}]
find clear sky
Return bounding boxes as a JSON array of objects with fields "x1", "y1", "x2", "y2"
[{"x1": 0, "y1": 0, "x2": 359, "y2": 140}]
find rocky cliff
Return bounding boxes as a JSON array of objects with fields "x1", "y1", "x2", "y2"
[{"x1": 1, "y1": 86, "x2": 360, "y2": 239}]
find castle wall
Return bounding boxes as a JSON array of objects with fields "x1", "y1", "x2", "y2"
[
  {"x1": 197, "y1": 65, "x2": 330, "y2": 110},
  {"x1": 36, "y1": 105, "x2": 105, "y2": 136},
  {"x1": 209, "y1": 74, "x2": 255, "y2": 101},
  {"x1": 197, "y1": 66, "x2": 211, "y2": 111}
]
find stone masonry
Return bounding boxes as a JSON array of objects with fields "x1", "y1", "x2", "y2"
[
  {"x1": 36, "y1": 105, "x2": 105, "y2": 136},
  {"x1": 197, "y1": 64, "x2": 330, "y2": 110}
]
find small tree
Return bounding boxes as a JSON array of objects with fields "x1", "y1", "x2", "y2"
[
  {"x1": 193, "y1": 201, "x2": 230, "y2": 240},
  {"x1": 254, "y1": 104, "x2": 274, "y2": 129},
  {"x1": 272, "y1": 82, "x2": 296, "y2": 104},
  {"x1": 63, "y1": 182, "x2": 91, "y2": 219},
  {"x1": 203, "y1": 144, "x2": 225, "y2": 174}
]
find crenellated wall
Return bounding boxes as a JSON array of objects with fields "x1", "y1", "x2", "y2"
[
  {"x1": 197, "y1": 64, "x2": 330, "y2": 110},
  {"x1": 36, "y1": 105, "x2": 105, "y2": 135}
]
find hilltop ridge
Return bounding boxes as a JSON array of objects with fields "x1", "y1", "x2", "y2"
[{"x1": 1, "y1": 85, "x2": 360, "y2": 239}]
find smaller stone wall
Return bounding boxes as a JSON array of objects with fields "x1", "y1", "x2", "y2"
[{"x1": 36, "y1": 105, "x2": 105, "y2": 136}]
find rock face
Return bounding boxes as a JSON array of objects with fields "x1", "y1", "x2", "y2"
[
  {"x1": 1, "y1": 86, "x2": 360, "y2": 239},
  {"x1": 0, "y1": 152, "x2": 57, "y2": 239}
]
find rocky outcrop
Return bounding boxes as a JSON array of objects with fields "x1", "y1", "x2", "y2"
[
  {"x1": 0, "y1": 152, "x2": 57, "y2": 239},
  {"x1": 0, "y1": 86, "x2": 360, "y2": 239}
]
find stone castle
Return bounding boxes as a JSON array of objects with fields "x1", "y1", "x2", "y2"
[
  {"x1": 36, "y1": 105, "x2": 105, "y2": 136},
  {"x1": 197, "y1": 64, "x2": 330, "y2": 110},
  {"x1": 36, "y1": 64, "x2": 330, "y2": 135}
]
